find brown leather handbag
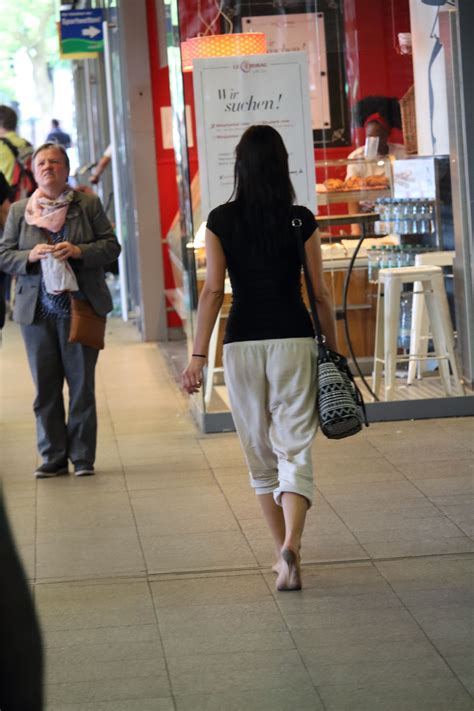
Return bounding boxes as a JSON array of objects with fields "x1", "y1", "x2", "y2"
[{"x1": 69, "y1": 296, "x2": 106, "y2": 350}]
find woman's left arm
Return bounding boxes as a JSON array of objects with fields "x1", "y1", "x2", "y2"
[
  {"x1": 181, "y1": 229, "x2": 226, "y2": 395},
  {"x1": 76, "y1": 196, "x2": 121, "y2": 267},
  {"x1": 0, "y1": 203, "x2": 34, "y2": 275}
]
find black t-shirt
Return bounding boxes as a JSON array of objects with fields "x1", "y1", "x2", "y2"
[{"x1": 207, "y1": 202, "x2": 317, "y2": 344}]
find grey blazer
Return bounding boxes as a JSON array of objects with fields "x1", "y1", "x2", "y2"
[{"x1": 0, "y1": 191, "x2": 121, "y2": 325}]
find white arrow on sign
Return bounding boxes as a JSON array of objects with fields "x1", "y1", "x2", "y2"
[{"x1": 82, "y1": 26, "x2": 101, "y2": 39}]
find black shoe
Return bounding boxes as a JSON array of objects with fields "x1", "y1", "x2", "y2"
[
  {"x1": 34, "y1": 462, "x2": 69, "y2": 479},
  {"x1": 74, "y1": 462, "x2": 95, "y2": 477}
]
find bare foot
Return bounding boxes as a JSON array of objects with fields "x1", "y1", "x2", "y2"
[
  {"x1": 276, "y1": 549, "x2": 302, "y2": 591},
  {"x1": 273, "y1": 544, "x2": 302, "y2": 574},
  {"x1": 272, "y1": 559, "x2": 283, "y2": 575}
]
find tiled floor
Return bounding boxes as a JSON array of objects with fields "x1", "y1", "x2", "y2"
[{"x1": 1, "y1": 319, "x2": 473, "y2": 710}]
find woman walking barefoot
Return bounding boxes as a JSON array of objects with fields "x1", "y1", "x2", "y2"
[{"x1": 182, "y1": 125, "x2": 337, "y2": 590}]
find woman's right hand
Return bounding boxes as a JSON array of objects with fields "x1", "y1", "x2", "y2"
[
  {"x1": 28, "y1": 244, "x2": 55, "y2": 263},
  {"x1": 181, "y1": 357, "x2": 206, "y2": 395}
]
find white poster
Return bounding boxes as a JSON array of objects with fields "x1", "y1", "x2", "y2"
[
  {"x1": 393, "y1": 158, "x2": 436, "y2": 199},
  {"x1": 193, "y1": 51, "x2": 316, "y2": 217},
  {"x1": 243, "y1": 14, "x2": 330, "y2": 131}
]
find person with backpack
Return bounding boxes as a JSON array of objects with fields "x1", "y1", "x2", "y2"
[
  {"x1": 0, "y1": 106, "x2": 36, "y2": 325},
  {"x1": 0, "y1": 105, "x2": 36, "y2": 202}
]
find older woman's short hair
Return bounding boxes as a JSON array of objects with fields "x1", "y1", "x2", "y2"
[{"x1": 33, "y1": 142, "x2": 70, "y2": 171}]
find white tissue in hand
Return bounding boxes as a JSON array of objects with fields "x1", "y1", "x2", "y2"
[{"x1": 41, "y1": 254, "x2": 79, "y2": 294}]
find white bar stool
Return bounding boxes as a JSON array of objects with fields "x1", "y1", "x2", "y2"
[
  {"x1": 407, "y1": 251, "x2": 455, "y2": 384},
  {"x1": 372, "y1": 265, "x2": 463, "y2": 401}
]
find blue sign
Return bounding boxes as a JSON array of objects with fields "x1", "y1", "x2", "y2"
[{"x1": 60, "y1": 9, "x2": 104, "y2": 55}]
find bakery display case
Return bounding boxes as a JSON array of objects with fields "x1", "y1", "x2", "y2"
[
  {"x1": 316, "y1": 157, "x2": 392, "y2": 207},
  {"x1": 312, "y1": 159, "x2": 396, "y2": 367},
  {"x1": 163, "y1": 0, "x2": 473, "y2": 432}
]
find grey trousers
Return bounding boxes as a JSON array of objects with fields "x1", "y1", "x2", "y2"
[{"x1": 21, "y1": 318, "x2": 99, "y2": 466}]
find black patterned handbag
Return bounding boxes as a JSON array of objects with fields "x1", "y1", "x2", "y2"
[{"x1": 293, "y1": 217, "x2": 368, "y2": 439}]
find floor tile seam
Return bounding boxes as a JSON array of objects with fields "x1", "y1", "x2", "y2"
[
  {"x1": 98, "y1": 369, "x2": 152, "y2": 577},
  {"x1": 297, "y1": 650, "x2": 464, "y2": 682},
  {"x1": 258, "y1": 567, "x2": 329, "y2": 710},
  {"x1": 369, "y1": 432, "x2": 470, "y2": 464},
  {"x1": 43, "y1": 623, "x2": 164, "y2": 638},
  {"x1": 44, "y1": 683, "x2": 173, "y2": 702},
  {"x1": 388, "y1": 460, "x2": 474, "y2": 541},
  {"x1": 45, "y1": 667, "x2": 170, "y2": 684},
  {"x1": 154, "y1": 340, "x2": 191, "y2": 414},
  {"x1": 163, "y1": 642, "x2": 328, "y2": 707},
  {"x1": 194, "y1": 457, "x2": 262, "y2": 571},
  {"x1": 145, "y1": 577, "x2": 178, "y2": 711},
  {"x1": 32, "y1": 468, "x2": 39, "y2": 590},
  {"x1": 29, "y1": 550, "x2": 474, "y2": 588},
  {"x1": 44, "y1": 645, "x2": 166, "y2": 659},
  {"x1": 314, "y1": 484, "x2": 388, "y2": 565},
  {"x1": 313, "y1": 484, "x2": 474, "y2": 559},
  {"x1": 373, "y1": 561, "x2": 474, "y2": 700}
]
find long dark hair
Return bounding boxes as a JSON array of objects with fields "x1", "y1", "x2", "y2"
[{"x1": 230, "y1": 125, "x2": 296, "y2": 252}]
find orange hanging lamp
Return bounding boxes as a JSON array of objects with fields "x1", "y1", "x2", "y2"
[{"x1": 181, "y1": 33, "x2": 267, "y2": 72}]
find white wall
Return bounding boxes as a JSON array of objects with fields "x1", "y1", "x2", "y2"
[{"x1": 409, "y1": 0, "x2": 450, "y2": 155}]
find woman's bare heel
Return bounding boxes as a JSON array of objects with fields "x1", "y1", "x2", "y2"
[{"x1": 276, "y1": 548, "x2": 302, "y2": 591}]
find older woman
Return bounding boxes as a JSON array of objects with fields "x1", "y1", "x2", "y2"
[{"x1": 0, "y1": 143, "x2": 121, "y2": 478}]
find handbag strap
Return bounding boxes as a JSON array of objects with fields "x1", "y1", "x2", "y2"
[{"x1": 292, "y1": 215, "x2": 326, "y2": 347}]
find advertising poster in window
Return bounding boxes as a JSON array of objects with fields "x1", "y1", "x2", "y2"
[
  {"x1": 242, "y1": 13, "x2": 331, "y2": 132},
  {"x1": 193, "y1": 51, "x2": 316, "y2": 217}
]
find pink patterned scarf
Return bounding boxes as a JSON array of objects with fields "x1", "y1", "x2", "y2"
[{"x1": 25, "y1": 187, "x2": 75, "y2": 233}]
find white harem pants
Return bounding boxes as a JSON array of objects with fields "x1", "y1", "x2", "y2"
[{"x1": 223, "y1": 337, "x2": 318, "y2": 507}]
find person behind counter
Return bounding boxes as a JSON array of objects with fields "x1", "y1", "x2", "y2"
[
  {"x1": 181, "y1": 125, "x2": 337, "y2": 592},
  {"x1": 0, "y1": 142, "x2": 121, "y2": 479},
  {"x1": 346, "y1": 95, "x2": 406, "y2": 181}
]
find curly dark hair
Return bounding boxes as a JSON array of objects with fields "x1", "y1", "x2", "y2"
[{"x1": 353, "y1": 96, "x2": 402, "y2": 130}]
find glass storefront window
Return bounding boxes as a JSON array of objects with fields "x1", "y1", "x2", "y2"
[{"x1": 165, "y1": 0, "x2": 474, "y2": 432}]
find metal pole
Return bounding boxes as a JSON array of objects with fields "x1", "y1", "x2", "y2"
[
  {"x1": 102, "y1": 20, "x2": 128, "y2": 322},
  {"x1": 83, "y1": 61, "x2": 97, "y2": 166}
]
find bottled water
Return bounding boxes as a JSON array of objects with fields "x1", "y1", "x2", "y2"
[
  {"x1": 398, "y1": 292, "x2": 413, "y2": 350},
  {"x1": 368, "y1": 247, "x2": 380, "y2": 283},
  {"x1": 106, "y1": 275, "x2": 122, "y2": 316}
]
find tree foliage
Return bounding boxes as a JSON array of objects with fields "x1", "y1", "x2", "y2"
[{"x1": 0, "y1": 0, "x2": 60, "y2": 107}]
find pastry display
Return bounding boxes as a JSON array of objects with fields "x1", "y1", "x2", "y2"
[
  {"x1": 344, "y1": 175, "x2": 366, "y2": 191},
  {"x1": 365, "y1": 175, "x2": 389, "y2": 188},
  {"x1": 323, "y1": 178, "x2": 345, "y2": 191},
  {"x1": 317, "y1": 175, "x2": 390, "y2": 193}
]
